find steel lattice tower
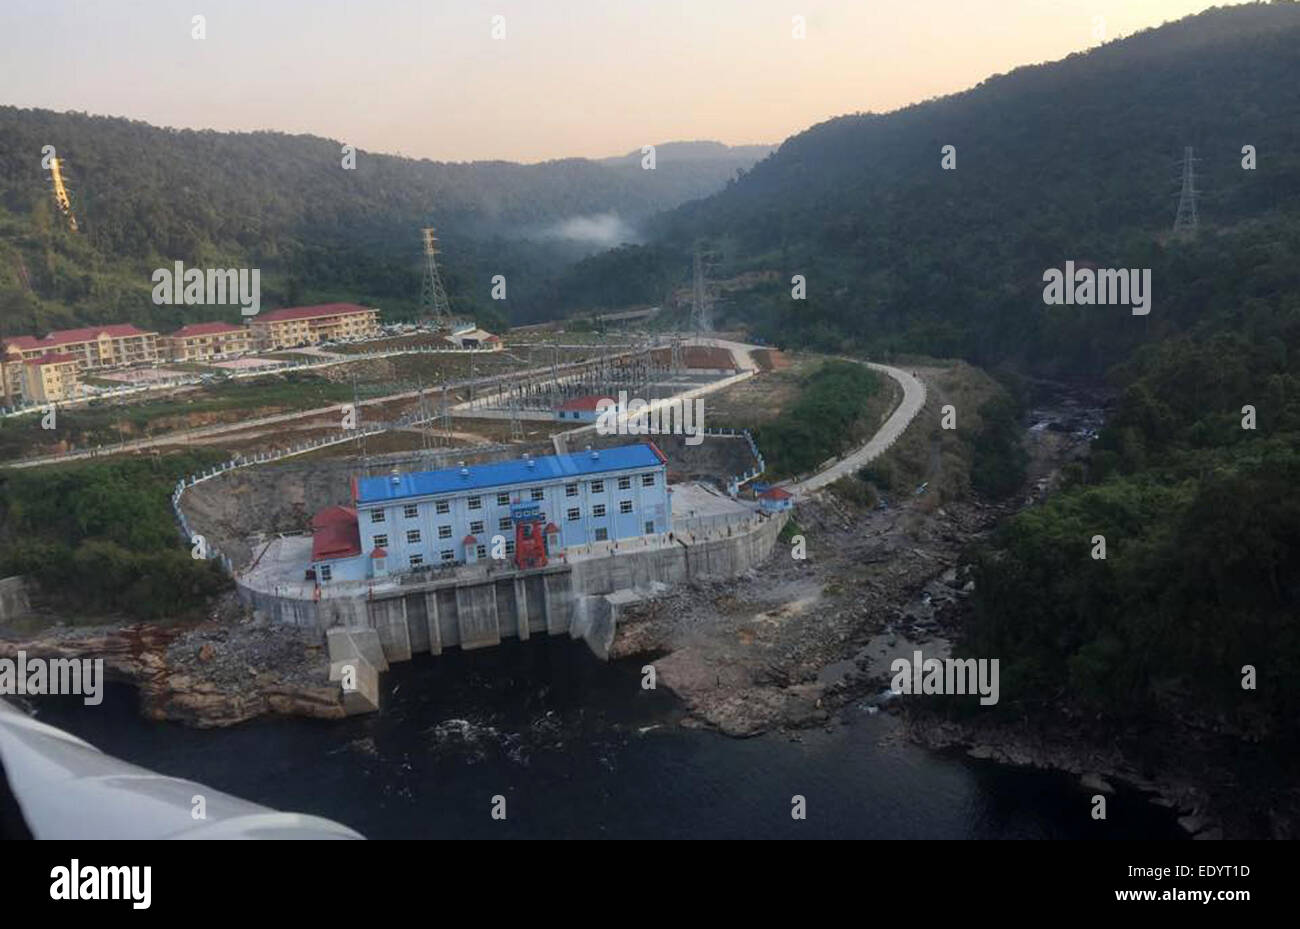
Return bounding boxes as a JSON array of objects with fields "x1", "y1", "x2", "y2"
[
  {"x1": 508, "y1": 398, "x2": 524, "y2": 443},
  {"x1": 420, "y1": 227, "x2": 453, "y2": 328},
  {"x1": 1173, "y1": 146, "x2": 1200, "y2": 239},
  {"x1": 691, "y1": 242, "x2": 714, "y2": 333},
  {"x1": 48, "y1": 156, "x2": 79, "y2": 233},
  {"x1": 438, "y1": 382, "x2": 453, "y2": 446}
]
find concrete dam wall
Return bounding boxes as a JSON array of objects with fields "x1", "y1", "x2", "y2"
[{"x1": 237, "y1": 510, "x2": 788, "y2": 681}]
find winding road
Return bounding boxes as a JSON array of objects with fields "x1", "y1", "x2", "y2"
[{"x1": 785, "y1": 362, "x2": 928, "y2": 499}]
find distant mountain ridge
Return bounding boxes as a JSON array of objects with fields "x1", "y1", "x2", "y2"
[
  {"x1": 597, "y1": 140, "x2": 775, "y2": 166},
  {"x1": 542, "y1": 2, "x2": 1300, "y2": 370}
]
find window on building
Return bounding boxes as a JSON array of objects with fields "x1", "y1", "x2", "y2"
[
  {"x1": 475, "y1": 544, "x2": 487, "y2": 559},
  {"x1": 470, "y1": 520, "x2": 485, "y2": 534},
  {"x1": 619, "y1": 500, "x2": 633, "y2": 514},
  {"x1": 567, "y1": 507, "x2": 580, "y2": 521},
  {"x1": 565, "y1": 483, "x2": 578, "y2": 497},
  {"x1": 618, "y1": 476, "x2": 632, "y2": 490},
  {"x1": 594, "y1": 528, "x2": 608, "y2": 542},
  {"x1": 319, "y1": 564, "x2": 332, "y2": 581},
  {"x1": 592, "y1": 504, "x2": 606, "y2": 518},
  {"x1": 504, "y1": 540, "x2": 516, "y2": 555},
  {"x1": 642, "y1": 473, "x2": 656, "y2": 487},
  {"x1": 409, "y1": 554, "x2": 424, "y2": 567},
  {"x1": 403, "y1": 504, "x2": 419, "y2": 519},
  {"x1": 407, "y1": 529, "x2": 421, "y2": 544},
  {"x1": 499, "y1": 517, "x2": 512, "y2": 531},
  {"x1": 373, "y1": 534, "x2": 388, "y2": 549},
  {"x1": 438, "y1": 525, "x2": 452, "y2": 539},
  {"x1": 591, "y1": 480, "x2": 604, "y2": 493},
  {"x1": 440, "y1": 550, "x2": 455, "y2": 563},
  {"x1": 530, "y1": 487, "x2": 545, "y2": 501},
  {"x1": 435, "y1": 500, "x2": 450, "y2": 515},
  {"x1": 497, "y1": 493, "x2": 510, "y2": 506},
  {"x1": 468, "y1": 496, "x2": 482, "y2": 510},
  {"x1": 644, "y1": 521, "x2": 655, "y2": 535},
  {"x1": 370, "y1": 510, "x2": 385, "y2": 523}
]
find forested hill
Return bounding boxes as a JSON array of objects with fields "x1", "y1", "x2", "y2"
[
  {"x1": 551, "y1": 2, "x2": 1300, "y2": 375},
  {"x1": 0, "y1": 109, "x2": 766, "y2": 334}
]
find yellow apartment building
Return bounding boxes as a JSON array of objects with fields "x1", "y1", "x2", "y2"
[
  {"x1": 163, "y1": 322, "x2": 252, "y2": 361},
  {"x1": 248, "y1": 303, "x2": 380, "y2": 350}
]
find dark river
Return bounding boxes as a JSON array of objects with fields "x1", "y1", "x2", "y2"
[{"x1": 29, "y1": 637, "x2": 1184, "y2": 839}]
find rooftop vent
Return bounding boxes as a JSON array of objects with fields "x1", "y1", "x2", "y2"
[
  {"x1": 458, "y1": 460, "x2": 468, "y2": 478},
  {"x1": 590, "y1": 448, "x2": 600, "y2": 460},
  {"x1": 389, "y1": 468, "x2": 400, "y2": 486},
  {"x1": 527, "y1": 459, "x2": 536, "y2": 469}
]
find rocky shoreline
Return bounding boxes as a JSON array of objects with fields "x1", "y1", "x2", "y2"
[{"x1": 0, "y1": 595, "x2": 344, "y2": 728}]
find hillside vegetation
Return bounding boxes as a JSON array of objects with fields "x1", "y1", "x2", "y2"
[{"x1": 0, "y1": 115, "x2": 766, "y2": 334}]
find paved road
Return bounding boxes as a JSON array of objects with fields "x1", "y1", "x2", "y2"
[{"x1": 786, "y1": 362, "x2": 927, "y2": 498}]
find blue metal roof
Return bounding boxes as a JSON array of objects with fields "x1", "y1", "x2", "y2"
[{"x1": 356, "y1": 443, "x2": 664, "y2": 504}]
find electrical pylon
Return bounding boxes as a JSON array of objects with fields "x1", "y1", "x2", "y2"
[
  {"x1": 48, "y1": 156, "x2": 79, "y2": 233},
  {"x1": 438, "y1": 382, "x2": 453, "y2": 446},
  {"x1": 692, "y1": 241, "x2": 716, "y2": 333},
  {"x1": 420, "y1": 227, "x2": 453, "y2": 328},
  {"x1": 508, "y1": 398, "x2": 524, "y2": 442},
  {"x1": 1172, "y1": 146, "x2": 1200, "y2": 239}
]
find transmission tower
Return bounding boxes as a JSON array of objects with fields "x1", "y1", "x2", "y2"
[
  {"x1": 48, "y1": 156, "x2": 79, "y2": 233},
  {"x1": 420, "y1": 227, "x2": 453, "y2": 328},
  {"x1": 351, "y1": 375, "x2": 368, "y2": 468},
  {"x1": 691, "y1": 241, "x2": 716, "y2": 333},
  {"x1": 1172, "y1": 146, "x2": 1200, "y2": 239},
  {"x1": 438, "y1": 382, "x2": 453, "y2": 446},
  {"x1": 416, "y1": 379, "x2": 433, "y2": 451},
  {"x1": 508, "y1": 397, "x2": 524, "y2": 443},
  {"x1": 670, "y1": 336, "x2": 685, "y2": 375}
]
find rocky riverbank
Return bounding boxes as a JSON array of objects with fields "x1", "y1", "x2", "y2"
[{"x1": 0, "y1": 592, "x2": 344, "y2": 727}]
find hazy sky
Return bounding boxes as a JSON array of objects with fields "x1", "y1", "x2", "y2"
[{"x1": 0, "y1": 0, "x2": 1253, "y2": 163}]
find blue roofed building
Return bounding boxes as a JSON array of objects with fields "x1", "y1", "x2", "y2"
[{"x1": 310, "y1": 442, "x2": 671, "y2": 583}]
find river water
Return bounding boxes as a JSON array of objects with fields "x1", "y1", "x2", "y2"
[{"x1": 28, "y1": 636, "x2": 1184, "y2": 839}]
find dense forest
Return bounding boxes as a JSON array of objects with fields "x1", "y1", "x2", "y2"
[
  {"x1": 0, "y1": 452, "x2": 231, "y2": 620},
  {"x1": 0, "y1": 116, "x2": 766, "y2": 335}
]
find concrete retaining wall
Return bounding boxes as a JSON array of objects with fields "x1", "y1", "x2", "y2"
[{"x1": 0, "y1": 576, "x2": 32, "y2": 623}]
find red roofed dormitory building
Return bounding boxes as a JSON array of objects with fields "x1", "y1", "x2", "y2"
[
  {"x1": 247, "y1": 303, "x2": 380, "y2": 350},
  {"x1": 1, "y1": 324, "x2": 159, "y2": 402},
  {"x1": 162, "y1": 322, "x2": 251, "y2": 361}
]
